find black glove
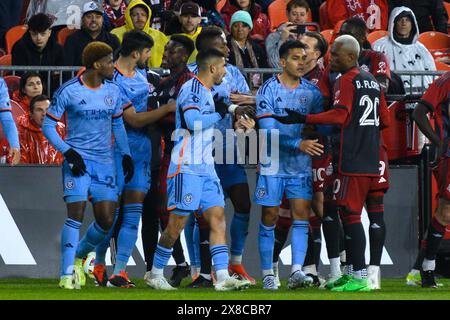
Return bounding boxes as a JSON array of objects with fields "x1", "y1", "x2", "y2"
[
  {"x1": 64, "y1": 148, "x2": 87, "y2": 176},
  {"x1": 122, "y1": 154, "x2": 134, "y2": 184},
  {"x1": 213, "y1": 93, "x2": 229, "y2": 119},
  {"x1": 272, "y1": 109, "x2": 307, "y2": 124}
]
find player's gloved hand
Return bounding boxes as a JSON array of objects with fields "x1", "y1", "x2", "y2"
[
  {"x1": 122, "y1": 154, "x2": 134, "y2": 184},
  {"x1": 64, "y1": 148, "x2": 87, "y2": 176},
  {"x1": 272, "y1": 109, "x2": 306, "y2": 124},
  {"x1": 213, "y1": 93, "x2": 229, "y2": 119}
]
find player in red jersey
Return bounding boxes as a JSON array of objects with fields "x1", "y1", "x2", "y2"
[
  {"x1": 272, "y1": 35, "x2": 390, "y2": 292},
  {"x1": 409, "y1": 72, "x2": 450, "y2": 288}
]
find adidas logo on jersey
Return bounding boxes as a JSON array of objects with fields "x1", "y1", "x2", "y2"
[
  {"x1": 275, "y1": 97, "x2": 282, "y2": 103},
  {"x1": 379, "y1": 177, "x2": 387, "y2": 183},
  {"x1": 79, "y1": 99, "x2": 87, "y2": 105}
]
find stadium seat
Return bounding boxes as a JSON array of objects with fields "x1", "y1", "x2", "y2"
[
  {"x1": 418, "y1": 31, "x2": 450, "y2": 61},
  {"x1": 434, "y1": 60, "x2": 450, "y2": 71},
  {"x1": 268, "y1": 0, "x2": 312, "y2": 31},
  {"x1": 217, "y1": 0, "x2": 226, "y2": 12},
  {"x1": 3, "y1": 75, "x2": 21, "y2": 98},
  {"x1": 5, "y1": 25, "x2": 27, "y2": 54},
  {"x1": 0, "y1": 54, "x2": 11, "y2": 66},
  {"x1": 320, "y1": 29, "x2": 334, "y2": 44},
  {"x1": 57, "y1": 27, "x2": 77, "y2": 46},
  {"x1": 367, "y1": 30, "x2": 389, "y2": 45}
]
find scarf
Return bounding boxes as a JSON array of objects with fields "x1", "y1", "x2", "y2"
[
  {"x1": 103, "y1": 1, "x2": 127, "y2": 28},
  {"x1": 231, "y1": 38, "x2": 262, "y2": 88}
]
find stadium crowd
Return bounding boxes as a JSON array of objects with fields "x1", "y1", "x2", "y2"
[{"x1": 0, "y1": 0, "x2": 448, "y2": 292}]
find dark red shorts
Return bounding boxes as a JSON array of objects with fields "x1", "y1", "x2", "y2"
[
  {"x1": 333, "y1": 175, "x2": 382, "y2": 214},
  {"x1": 312, "y1": 152, "x2": 334, "y2": 193},
  {"x1": 434, "y1": 157, "x2": 450, "y2": 201}
]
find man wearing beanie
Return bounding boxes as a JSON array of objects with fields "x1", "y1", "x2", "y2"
[{"x1": 43, "y1": 41, "x2": 134, "y2": 290}]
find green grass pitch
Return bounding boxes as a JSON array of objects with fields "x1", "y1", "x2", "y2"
[{"x1": 0, "y1": 278, "x2": 449, "y2": 300}]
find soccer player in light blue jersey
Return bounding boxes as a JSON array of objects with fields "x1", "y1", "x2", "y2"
[
  {"x1": 0, "y1": 77, "x2": 20, "y2": 165},
  {"x1": 186, "y1": 26, "x2": 257, "y2": 286},
  {"x1": 255, "y1": 40, "x2": 325, "y2": 290},
  {"x1": 146, "y1": 49, "x2": 250, "y2": 291},
  {"x1": 88, "y1": 30, "x2": 176, "y2": 288},
  {"x1": 42, "y1": 42, "x2": 134, "y2": 290}
]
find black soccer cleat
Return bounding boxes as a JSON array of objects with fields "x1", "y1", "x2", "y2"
[
  {"x1": 186, "y1": 275, "x2": 213, "y2": 289},
  {"x1": 306, "y1": 273, "x2": 321, "y2": 287},
  {"x1": 421, "y1": 270, "x2": 438, "y2": 288},
  {"x1": 169, "y1": 264, "x2": 191, "y2": 287}
]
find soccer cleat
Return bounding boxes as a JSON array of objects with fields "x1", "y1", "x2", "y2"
[
  {"x1": 273, "y1": 263, "x2": 281, "y2": 287},
  {"x1": 367, "y1": 265, "x2": 381, "y2": 290},
  {"x1": 262, "y1": 274, "x2": 279, "y2": 290},
  {"x1": 406, "y1": 270, "x2": 421, "y2": 286},
  {"x1": 214, "y1": 276, "x2": 251, "y2": 291},
  {"x1": 73, "y1": 259, "x2": 86, "y2": 288},
  {"x1": 107, "y1": 270, "x2": 134, "y2": 288},
  {"x1": 306, "y1": 273, "x2": 321, "y2": 287},
  {"x1": 287, "y1": 270, "x2": 314, "y2": 289},
  {"x1": 146, "y1": 276, "x2": 177, "y2": 290},
  {"x1": 59, "y1": 275, "x2": 75, "y2": 290},
  {"x1": 186, "y1": 275, "x2": 214, "y2": 288},
  {"x1": 229, "y1": 264, "x2": 256, "y2": 285},
  {"x1": 169, "y1": 264, "x2": 191, "y2": 287},
  {"x1": 93, "y1": 264, "x2": 108, "y2": 287},
  {"x1": 421, "y1": 270, "x2": 438, "y2": 288},
  {"x1": 332, "y1": 278, "x2": 371, "y2": 292},
  {"x1": 324, "y1": 274, "x2": 352, "y2": 289}
]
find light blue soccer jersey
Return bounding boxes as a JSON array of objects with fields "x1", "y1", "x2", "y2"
[
  {"x1": 167, "y1": 77, "x2": 221, "y2": 177},
  {"x1": 46, "y1": 77, "x2": 126, "y2": 163},
  {"x1": 256, "y1": 75, "x2": 323, "y2": 177},
  {"x1": 0, "y1": 77, "x2": 19, "y2": 148}
]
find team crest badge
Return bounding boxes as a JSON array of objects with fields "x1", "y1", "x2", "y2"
[
  {"x1": 361, "y1": 64, "x2": 370, "y2": 72},
  {"x1": 326, "y1": 163, "x2": 333, "y2": 176},
  {"x1": 66, "y1": 179, "x2": 75, "y2": 190},
  {"x1": 104, "y1": 96, "x2": 114, "y2": 106},
  {"x1": 169, "y1": 86, "x2": 176, "y2": 97},
  {"x1": 256, "y1": 188, "x2": 266, "y2": 199},
  {"x1": 184, "y1": 193, "x2": 193, "y2": 204},
  {"x1": 299, "y1": 95, "x2": 308, "y2": 105}
]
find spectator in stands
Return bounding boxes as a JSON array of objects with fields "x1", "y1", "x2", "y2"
[
  {"x1": 228, "y1": 11, "x2": 268, "y2": 89},
  {"x1": 12, "y1": 72, "x2": 44, "y2": 112},
  {"x1": 111, "y1": 0, "x2": 169, "y2": 67},
  {"x1": 265, "y1": 0, "x2": 310, "y2": 68},
  {"x1": 201, "y1": 0, "x2": 226, "y2": 29},
  {"x1": 221, "y1": 0, "x2": 271, "y2": 44},
  {"x1": 0, "y1": 0, "x2": 24, "y2": 49},
  {"x1": 64, "y1": 1, "x2": 120, "y2": 66},
  {"x1": 17, "y1": 94, "x2": 64, "y2": 164},
  {"x1": 12, "y1": 13, "x2": 64, "y2": 83},
  {"x1": 103, "y1": 0, "x2": 128, "y2": 31},
  {"x1": 373, "y1": 6, "x2": 436, "y2": 90},
  {"x1": 166, "y1": 2, "x2": 203, "y2": 64},
  {"x1": 388, "y1": 0, "x2": 448, "y2": 34},
  {"x1": 326, "y1": 0, "x2": 389, "y2": 31}
]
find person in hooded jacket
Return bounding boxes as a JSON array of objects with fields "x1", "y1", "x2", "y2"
[
  {"x1": 373, "y1": 6, "x2": 436, "y2": 91},
  {"x1": 111, "y1": 0, "x2": 169, "y2": 68}
]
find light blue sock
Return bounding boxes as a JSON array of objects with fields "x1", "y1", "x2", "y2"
[
  {"x1": 210, "y1": 244, "x2": 229, "y2": 272},
  {"x1": 95, "y1": 208, "x2": 119, "y2": 266},
  {"x1": 193, "y1": 219, "x2": 201, "y2": 268},
  {"x1": 291, "y1": 220, "x2": 309, "y2": 267},
  {"x1": 258, "y1": 222, "x2": 275, "y2": 271},
  {"x1": 113, "y1": 203, "x2": 142, "y2": 275},
  {"x1": 60, "y1": 218, "x2": 81, "y2": 276},
  {"x1": 230, "y1": 212, "x2": 250, "y2": 257},
  {"x1": 153, "y1": 244, "x2": 173, "y2": 269},
  {"x1": 76, "y1": 222, "x2": 107, "y2": 259},
  {"x1": 184, "y1": 213, "x2": 198, "y2": 268}
]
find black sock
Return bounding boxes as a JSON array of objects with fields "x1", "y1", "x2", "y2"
[
  {"x1": 273, "y1": 216, "x2": 291, "y2": 263},
  {"x1": 368, "y1": 207, "x2": 386, "y2": 266},
  {"x1": 413, "y1": 247, "x2": 426, "y2": 270},
  {"x1": 341, "y1": 211, "x2": 366, "y2": 271},
  {"x1": 322, "y1": 202, "x2": 340, "y2": 259},
  {"x1": 172, "y1": 236, "x2": 185, "y2": 265},
  {"x1": 303, "y1": 230, "x2": 315, "y2": 267},
  {"x1": 199, "y1": 225, "x2": 212, "y2": 275},
  {"x1": 312, "y1": 225, "x2": 322, "y2": 269},
  {"x1": 425, "y1": 217, "x2": 446, "y2": 261}
]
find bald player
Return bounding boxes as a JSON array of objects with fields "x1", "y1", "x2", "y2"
[{"x1": 272, "y1": 35, "x2": 390, "y2": 292}]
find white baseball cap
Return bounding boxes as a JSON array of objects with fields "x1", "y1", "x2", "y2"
[{"x1": 82, "y1": 1, "x2": 104, "y2": 16}]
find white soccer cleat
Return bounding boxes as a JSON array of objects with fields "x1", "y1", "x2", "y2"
[
  {"x1": 367, "y1": 265, "x2": 381, "y2": 290},
  {"x1": 214, "y1": 276, "x2": 251, "y2": 291},
  {"x1": 287, "y1": 270, "x2": 313, "y2": 289},
  {"x1": 273, "y1": 263, "x2": 281, "y2": 287},
  {"x1": 262, "y1": 275, "x2": 279, "y2": 290},
  {"x1": 146, "y1": 276, "x2": 177, "y2": 290}
]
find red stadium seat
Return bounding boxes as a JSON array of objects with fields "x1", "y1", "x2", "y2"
[
  {"x1": 3, "y1": 75, "x2": 21, "y2": 98},
  {"x1": 268, "y1": 0, "x2": 312, "y2": 31},
  {"x1": 434, "y1": 60, "x2": 450, "y2": 71},
  {"x1": 0, "y1": 54, "x2": 12, "y2": 66},
  {"x1": 5, "y1": 25, "x2": 27, "y2": 54},
  {"x1": 367, "y1": 30, "x2": 389, "y2": 45},
  {"x1": 217, "y1": 0, "x2": 226, "y2": 12},
  {"x1": 57, "y1": 27, "x2": 77, "y2": 46},
  {"x1": 418, "y1": 31, "x2": 450, "y2": 61}
]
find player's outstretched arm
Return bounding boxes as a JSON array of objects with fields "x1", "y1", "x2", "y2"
[
  {"x1": 411, "y1": 103, "x2": 441, "y2": 149},
  {"x1": 123, "y1": 102, "x2": 176, "y2": 128},
  {"x1": 0, "y1": 113, "x2": 20, "y2": 165},
  {"x1": 42, "y1": 116, "x2": 71, "y2": 154}
]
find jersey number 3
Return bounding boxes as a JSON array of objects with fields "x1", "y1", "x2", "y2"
[{"x1": 359, "y1": 95, "x2": 380, "y2": 127}]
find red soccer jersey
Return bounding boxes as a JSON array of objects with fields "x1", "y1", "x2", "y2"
[{"x1": 419, "y1": 71, "x2": 450, "y2": 156}]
